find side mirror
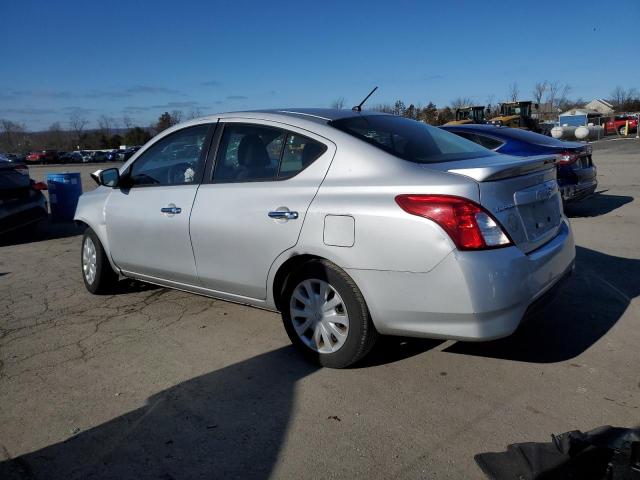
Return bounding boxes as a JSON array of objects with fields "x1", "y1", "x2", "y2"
[{"x1": 91, "y1": 168, "x2": 120, "y2": 187}]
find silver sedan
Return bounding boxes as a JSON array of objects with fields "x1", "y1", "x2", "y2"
[{"x1": 75, "y1": 109, "x2": 575, "y2": 368}]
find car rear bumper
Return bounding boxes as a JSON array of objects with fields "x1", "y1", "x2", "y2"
[
  {"x1": 347, "y1": 220, "x2": 575, "y2": 341},
  {"x1": 560, "y1": 166, "x2": 597, "y2": 202}
]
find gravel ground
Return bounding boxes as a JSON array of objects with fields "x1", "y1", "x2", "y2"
[{"x1": 1, "y1": 141, "x2": 639, "y2": 479}]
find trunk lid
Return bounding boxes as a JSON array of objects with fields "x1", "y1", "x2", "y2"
[{"x1": 428, "y1": 154, "x2": 563, "y2": 253}]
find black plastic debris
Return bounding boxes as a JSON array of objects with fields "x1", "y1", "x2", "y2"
[{"x1": 475, "y1": 425, "x2": 640, "y2": 479}]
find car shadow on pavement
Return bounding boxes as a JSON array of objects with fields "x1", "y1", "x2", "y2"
[
  {"x1": 0, "y1": 218, "x2": 82, "y2": 247},
  {"x1": 564, "y1": 192, "x2": 633, "y2": 218},
  {"x1": 443, "y1": 246, "x2": 638, "y2": 363},
  {"x1": 354, "y1": 336, "x2": 444, "y2": 368},
  {"x1": 0, "y1": 346, "x2": 317, "y2": 480}
]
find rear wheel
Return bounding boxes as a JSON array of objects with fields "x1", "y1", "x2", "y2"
[
  {"x1": 281, "y1": 259, "x2": 378, "y2": 368},
  {"x1": 618, "y1": 126, "x2": 627, "y2": 136},
  {"x1": 81, "y1": 228, "x2": 118, "y2": 294}
]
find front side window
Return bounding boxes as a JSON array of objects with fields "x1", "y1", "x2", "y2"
[
  {"x1": 129, "y1": 124, "x2": 210, "y2": 186},
  {"x1": 330, "y1": 115, "x2": 494, "y2": 164}
]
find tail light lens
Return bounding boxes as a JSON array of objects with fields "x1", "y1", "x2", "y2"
[
  {"x1": 557, "y1": 150, "x2": 580, "y2": 165},
  {"x1": 395, "y1": 194, "x2": 512, "y2": 250}
]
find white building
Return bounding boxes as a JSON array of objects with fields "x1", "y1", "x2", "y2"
[{"x1": 584, "y1": 99, "x2": 614, "y2": 115}]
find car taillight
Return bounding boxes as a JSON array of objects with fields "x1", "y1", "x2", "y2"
[
  {"x1": 557, "y1": 150, "x2": 580, "y2": 165},
  {"x1": 32, "y1": 181, "x2": 48, "y2": 190},
  {"x1": 395, "y1": 194, "x2": 512, "y2": 250}
]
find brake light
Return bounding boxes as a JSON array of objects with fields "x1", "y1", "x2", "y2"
[
  {"x1": 395, "y1": 194, "x2": 512, "y2": 250},
  {"x1": 557, "y1": 150, "x2": 579, "y2": 165}
]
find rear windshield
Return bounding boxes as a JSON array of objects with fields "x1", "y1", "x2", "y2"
[{"x1": 330, "y1": 114, "x2": 495, "y2": 163}]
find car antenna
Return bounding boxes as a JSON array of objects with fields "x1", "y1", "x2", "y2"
[{"x1": 352, "y1": 86, "x2": 378, "y2": 112}]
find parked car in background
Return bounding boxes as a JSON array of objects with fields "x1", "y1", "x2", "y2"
[
  {"x1": 118, "y1": 146, "x2": 141, "y2": 161},
  {"x1": 1, "y1": 158, "x2": 48, "y2": 235},
  {"x1": 604, "y1": 115, "x2": 638, "y2": 135},
  {"x1": 26, "y1": 150, "x2": 58, "y2": 164},
  {"x1": 76, "y1": 109, "x2": 575, "y2": 368},
  {"x1": 441, "y1": 124, "x2": 597, "y2": 202},
  {"x1": 3, "y1": 153, "x2": 27, "y2": 163},
  {"x1": 105, "y1": 150, "x2": 121, "y2": 162},
  {"x1": 91, "y1": 151, "x2": 109, "y2": 162},
  {"x1": 26, "y1": 151, "x2": 46, "y2": 164},
  {"x1": 58, "y1": 152, "x2": 74, "y2": 163}
]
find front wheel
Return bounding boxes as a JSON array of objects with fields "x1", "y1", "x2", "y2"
[
  {"x1": 81, "y1": 228, "x2": 118, "y2": 294},
  {"x1": 619, "y1": 126, "x2": 627, "y2": 136},
  {"x1": 281, "y1": 259, "x2": 378, "y2": 368}
]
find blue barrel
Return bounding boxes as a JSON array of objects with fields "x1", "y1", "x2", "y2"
[{"x1": 46, "y1": 172, "x2": 83, "y2": 221}]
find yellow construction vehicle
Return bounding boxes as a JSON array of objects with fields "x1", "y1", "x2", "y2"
[
  {"x1": 445, "y1": 106, "x2": 487, "y2": 125},
  {"x1": 489, "y1": 101, "x2": 541, "y2": 132}
]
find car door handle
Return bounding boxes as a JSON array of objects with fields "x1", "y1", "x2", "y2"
[
  {"x1": 161, "y1": 206, "x2": 182, "y2": 214},
  {"x1": 268, "y1": 210, "x2": 298, "y2": 220}
]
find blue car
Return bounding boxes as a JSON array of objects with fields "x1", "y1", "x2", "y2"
[{"x1": 441, "y1": 124, "x2": 597, "y2": 202}]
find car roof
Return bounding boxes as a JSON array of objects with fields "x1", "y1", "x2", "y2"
[{"x1": 195, "y1": 108, "x2": 390, "y2": 125}]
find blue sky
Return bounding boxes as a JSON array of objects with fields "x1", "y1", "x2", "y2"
[{"x1": 1, "y1": 0, "x2": 638, "y2": 130}]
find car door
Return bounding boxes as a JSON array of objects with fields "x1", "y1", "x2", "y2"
[
  {"x1": 190, "y1": 120, "x2": 334, "y2": 299},
  {"x1": 105, "y1": 123, "x2": 213, "y2": 284}
]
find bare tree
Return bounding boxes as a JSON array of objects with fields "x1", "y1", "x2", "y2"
[
  {"x1": 45, "y1": 122, "x2": 68, "y2": 150},
  {"x1": 170, "y1": 110, "x2": 183, "y2": 125},
  {"x1": 558, "y1": 85, "x2": 572, "y2": 110},
  {"x1": 69, "y1": 112, "x2": 88, "y2": 148},
  {"x1": 122, "y1": 115, "x2": 134, "y2": 130},
  {"x1": 506, "y1": 82, "x2": 519, "y2": 102},
  {"x1": 450, "y1": 97, "x2": 473, "y2": 109},
  {"x1": 532, "y1": 81, "x2": 548, "y2": 106},
  {"x1": 330, "y1": 97, "x2": 346, "y2": 110},
  {"x1": 0, "y1": 119, "x2": 27, "y2": 152},
  {"x1": 485, "y1": 94, "x2": 498, "y2": 117},
  {"x1": 97, "y1": 115, "x2": 114, "y2": 138},
  {"x1": 187, "y1": 108, "x2": 203, "y2": 120}
]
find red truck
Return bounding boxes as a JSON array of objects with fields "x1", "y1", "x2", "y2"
[{"x1": 604, "y1": 115, "x2": 638, "y2": 135}]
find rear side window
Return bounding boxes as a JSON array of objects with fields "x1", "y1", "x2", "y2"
[
  {"x1": 475, "y1": 134, "x2": 503, "y2": 150},
  {"x1": 278, "y1": 134, "x2": 327, "y2": 179},
  {"x1": 330, "y1": 115, "x2": 494, "y2": 164},
  {"x1": 452, "y1": 131, "x2": 503, "y2": 150},
  {"x1": 213, "y1": 124, "x2": 326, "y2": 182}
]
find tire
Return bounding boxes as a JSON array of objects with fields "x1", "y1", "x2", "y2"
[
  {"x1": 618, "y1": 126, "x2": 626, "y2": 136},
  {"x1": 281, "y1": 259, "x2": 378, "y2": 368},
  {"x1": 81, "y1": 228, "x2": 118, "y2": 294}
]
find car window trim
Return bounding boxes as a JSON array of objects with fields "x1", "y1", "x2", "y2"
[
  {"x1": 122, "y1": 123, "x2": 217, "y2": 189},
  {"x1": 203, "y1": 121, "x2": 328, "y2": 185}
]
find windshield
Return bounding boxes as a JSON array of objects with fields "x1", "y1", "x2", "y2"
[{"x1": 330, "y1": 115, "x2": 495, "y2": 164}]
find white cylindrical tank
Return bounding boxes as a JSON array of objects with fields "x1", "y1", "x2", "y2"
[
  {"x1": 575, "y1": 126, "x2": 589, "y2": 140},
  {"x1": 551, "y1": 126, "x2": 564, "y2": 138}
]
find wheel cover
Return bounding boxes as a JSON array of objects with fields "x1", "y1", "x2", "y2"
[
  {"x1": 82, "y1": 237, "x2": 97, "y2": 285},
  {"x1": 289, "y1": 279, "x2": 349, "y2": 354}
]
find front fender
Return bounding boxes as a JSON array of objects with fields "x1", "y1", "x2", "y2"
[{"x1": 74, "y1": 187, "x2": 121, "y2": 274}]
